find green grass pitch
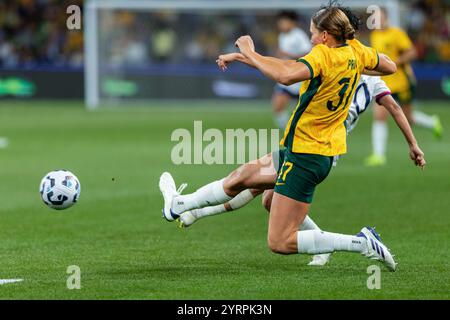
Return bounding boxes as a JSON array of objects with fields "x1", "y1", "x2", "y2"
[{"x1": 0, "y1": 100, "x2": 449, "y2": 299}]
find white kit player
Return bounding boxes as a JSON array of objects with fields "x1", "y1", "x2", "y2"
[
  {"x1": 272, "y1": 11, "x2": 311, "y2": 129},
  {"x1": 159, "y1": 75, "x2": 425, "y2": 266}
]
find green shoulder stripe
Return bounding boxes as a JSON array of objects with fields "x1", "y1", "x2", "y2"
[
  {"x1": 284, "y1": 75, "x2": 322, "y2": 151},
  {"x1": 372, "y1": 51, "x2": 380, "y2": 70},
  {"x1": 298, "y1": 58, "x2": 314, "y2": 80}
]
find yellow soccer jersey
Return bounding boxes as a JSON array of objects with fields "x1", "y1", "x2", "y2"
[
  {"x1": 280, "y1": 40, "x2": 379, "y2": 156},
  {"x1": 371, "y1": 27, "x2": 416, "y2": 93}
]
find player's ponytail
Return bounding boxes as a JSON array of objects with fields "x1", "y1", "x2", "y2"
[
  {"x1": 343, "y1": 24, "x2": 356, "y2": 40},
  {"x1": 312, "y1": 5, "x2": 356, "y2": 43}
]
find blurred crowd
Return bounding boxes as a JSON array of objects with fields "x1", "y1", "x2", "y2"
[
  {"x1": 0, "y1": 0, "x2": 83, "y2": 67},
  {"x1": 99, "y1": 10, "x2": 281, "y2": 66},
  {"x1": 405, "y1": 0, "x2": 450, "y2": 62},
  {"x1": 0, "y1": 0, "x2": 448, "y2": 68}
]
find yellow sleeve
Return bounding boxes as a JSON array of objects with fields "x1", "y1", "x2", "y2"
[
  {"x1": 297, "y1": 45, "x2": 326, "y2": 79},
  {"x1": 354, "y1": 40, "x2": 380, "y2": 70},
  {"x1": 363, "y1": 45, "x2": 379, "y2": 70},
  {"x1": 396, "y1": 28, "x2": 413, "y2": 51}
]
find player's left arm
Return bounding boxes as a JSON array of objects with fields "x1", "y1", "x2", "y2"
[
  {"x1": 369, "y1": 53, "x2": 397, "y2": 75},
  {"x1": 362, "y1": 53, "x2": 396, "y2": 76},
  {"x1": 378, "y1": 94, "x2": 426, "y2": 168}
]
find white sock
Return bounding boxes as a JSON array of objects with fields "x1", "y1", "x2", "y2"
[
  {"x1": 193, "y1": 189, "x2": 255, "y2": 219},
  {"x1": 413, "y1": 110, "x2": 435, "y2": 129},
  {"x1": 297, "y1": 230, "x2": 366, "y2": 254},
  {"x1": 299, "y1": 215, "x2": 321, "y2": 231},
  {"x1": 275, "y1": 111, "x2": 290, "y2": 129},
  {"x1": 228, "y1": 189, "x2": 255, "y2": 210},
  {"x1": 192, "y1": 205, "x2": 227, "y2": 219},
  {"x1": 172, "y1": 179, "x2": 232, "y2": 214},
  {"x1": 372, "y1": 120, "x2": 388, "y2": 157}
]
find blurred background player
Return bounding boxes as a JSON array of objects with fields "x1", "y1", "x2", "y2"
[
  {"x1": 272, "y1": 11, "x2": 311, "y2": 129},
  {"x1": 0, "y1": 137, "x2": 9, "y2": 149},
  {"x1": 366, "y1": 7, "x2": 443, "y2": 166}
]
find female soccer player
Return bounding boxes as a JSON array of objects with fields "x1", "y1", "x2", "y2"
[
  {"x1": 160, "y1": 5, "x2": 407, "y2": 271},
  {"x1": 177, "y1": 75, "x2": 426, "y2": 222},
  {"x1": 174, "y1": 73, "x2": 426, "y2": 266},
  {"x1": 366, "y1": 8, "x2": 442, "y2": 166}
]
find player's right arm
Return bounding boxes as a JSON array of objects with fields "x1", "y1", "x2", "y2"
[
  {"x1": 216, "y1": 52, "x2": 298, "y2": 73},
  {"x1": 234, "y1": 35, "x2": 311, "y2": 85},
  {"x1": 378, "y1": 94, "x2": 426, "y2": 168},
  {"x1": 216, "y1": 53, "x2": 252, "y2": 70}
]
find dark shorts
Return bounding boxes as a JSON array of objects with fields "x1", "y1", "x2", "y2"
[
  {"x1": 273, "y1": 149, "x2": 333, "y2": 203},
  {"x1": 391, "y1": 73, "x2": 417, "y2": 105},
  {"x1": 392, "y1": 90, "x2": 415, "y2": 105}
]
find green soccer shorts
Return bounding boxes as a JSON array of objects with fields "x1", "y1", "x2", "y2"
[{"x1": 273, "y1": 149, "x2": 333, "y2": 203}]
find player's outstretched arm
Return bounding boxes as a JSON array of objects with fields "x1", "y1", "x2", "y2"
[
  {"x1": 217, "y1": 52, "x2": 298, "y2": 72},
  {"x1": 235, "y1": 35, "x2": 309, "y2": 85},
  {"x1": 216, "y1": 53, "x2": 254, "y2": 70},
  {"x1": 379, "y1": 95, "x2": 426, "y2": 169}
]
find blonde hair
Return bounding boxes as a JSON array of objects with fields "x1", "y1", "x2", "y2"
[{"x1": 312, "y1": 7, "x2": 356, "y2": 43}]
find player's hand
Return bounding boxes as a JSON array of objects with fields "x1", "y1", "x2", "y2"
[
  {"x1": 216, "y1": 53, "x2": 238, "y2": 71},
  {"x1": 409, "y1": 144, "x2": 426, "y2": 169},
  {"x1": 235, "y1": 35, "x2": 255, "y2": 56}
]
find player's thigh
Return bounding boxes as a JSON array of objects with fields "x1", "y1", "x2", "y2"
[
  {"x1": 268, "y1": 192, "x2": 309, "y2": 252},
  {"x1": 374, "y1": 102, "x2": 389, "y2": 121},
  {"x1": 269, "y1": 152, "x2": 332, "y2": 247}
]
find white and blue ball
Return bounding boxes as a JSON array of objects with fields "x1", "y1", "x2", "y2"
[{"x1": 39, "y1": 170, "x2": 81, "y2": 210}]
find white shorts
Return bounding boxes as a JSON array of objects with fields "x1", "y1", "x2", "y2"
[{"x1": 275, "y1": 82, "x2": 301, "y2": 97}]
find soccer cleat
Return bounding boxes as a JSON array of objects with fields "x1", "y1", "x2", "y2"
[
  {"x1": 159, "y1": 172, "x2": 187, "y2": 222},
  {"x1": 308, "y1": 253, "x2": 332, "y2": 266},
  {"x1": 357, "y1": 227, "x2": 397, "y2": 272},
  {"x1": 178, "y1": 210, "x2": 199, "y2": 228},
  {"x1": 432, "y1": 115, "x2": 443, "y2": 140},
  {"x1": 364, "y1": 154, "x2": 386, "y2": 167}
]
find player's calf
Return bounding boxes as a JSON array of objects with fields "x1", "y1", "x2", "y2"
[
  {"x1": 262, "y1": 189, "x2": 274, "y2": 212},
  {"x1": 268, "y1": 231, "x2": 298, "y2": 255}
]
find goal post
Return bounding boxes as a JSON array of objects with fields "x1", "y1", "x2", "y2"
[{"x1": 84, "y1": 0, "x2": 400, "y2": 110}]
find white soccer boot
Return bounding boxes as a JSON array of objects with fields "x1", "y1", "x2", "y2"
[
  {"x1": 177, "y1": 210, "x2": 200, "y2": 228},
  {"x1": 358, "y1": 227, "x2": 397, "y2": 271},
  {"x1": 308, "y1": 253, "x2": 332, "y2": 266},
  {"x1": 159, "y1": 172, "x2": 187, "y2": 222}
]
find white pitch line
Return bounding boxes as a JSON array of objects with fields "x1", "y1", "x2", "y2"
[{"x1": 0, "y1": 279, "x2": 23, "y2": 285}]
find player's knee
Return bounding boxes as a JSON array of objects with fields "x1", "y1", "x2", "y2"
[{"x1": 224, "y1": 164, "x2": 253, "y2": 195}]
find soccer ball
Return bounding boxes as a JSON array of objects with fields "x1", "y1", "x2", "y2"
[{"x1": 39, "y1": 170, "x2": 81, "y2": 210}]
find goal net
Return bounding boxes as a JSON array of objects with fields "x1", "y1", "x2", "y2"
[{"x1": 84, "y1": 0, "x2": 400, "y2": 109}]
